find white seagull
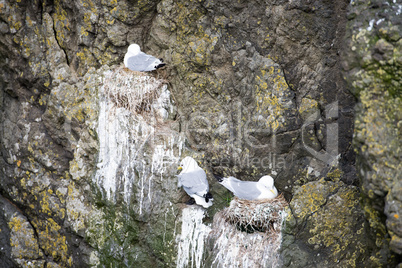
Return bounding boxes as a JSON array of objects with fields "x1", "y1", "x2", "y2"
[
  {"x1": 214, "y1": 174, "x2": 278, "y2": 200},
  {"x1": 177, "y1": 157, "x2": 213, "y2": 208},
  {"x1": 124, "y1": 44, "x2": 166, "y2": 72}
]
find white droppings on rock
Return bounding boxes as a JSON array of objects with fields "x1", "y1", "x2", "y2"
[
  {"x1": 95, "y1": 68, "x2": 183, "y2": 216},
  {"x1": 176, "y1": 206, "x2": 211, "y2": 268},
  {"x1": 367, "y1": 19, "x2": 375, "y2": 31}
]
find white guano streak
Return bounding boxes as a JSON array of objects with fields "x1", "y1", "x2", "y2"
[
  {"x1": 95, "y1": 71, "x2": 183, "y2": 215},
  {"x1": 176, "y1": 207, "x2": 211, "y2": 268}
]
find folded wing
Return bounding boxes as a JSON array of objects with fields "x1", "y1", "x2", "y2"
[
  {"x1": 221, "y1": 177, "x2": 262, "y2": 200},
  {"x1": 126, "y1": 52, "x2": 159, "y2": 71},
  {"x1": 178, "y1": 169, "x2": 209, "y2": 196}
]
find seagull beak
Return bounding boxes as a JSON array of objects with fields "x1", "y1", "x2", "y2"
[{"x1": 177, "y1": 166, "x2": 183, "y2": 171}]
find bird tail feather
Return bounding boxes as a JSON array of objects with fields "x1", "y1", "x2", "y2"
[
  {"x1": 193, "y1": 195, "x2": 213, "y2": 208},
  {"x1": 213, "y1": 174, "x2": 224, "y2": 182},
  {"x1": 155, "y1": 63, "x2": 166, "y2": 69},
  {"x1": 204, "y1": 192, "x2": 213, "y2": 203}
]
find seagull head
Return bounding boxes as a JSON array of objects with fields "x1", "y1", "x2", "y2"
[
  {"x1": 259, "y1": 175, "x2": 277, "y2": 194},
  {"x1": 127, "y1": 44, "x2": 141, "y2": 55},
  {"x1": 178, "y1": 156, "x2": 200, "y2": 172}
]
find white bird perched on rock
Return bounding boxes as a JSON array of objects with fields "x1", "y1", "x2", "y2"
[
  {"x1": 214, "y1": 174, "x2": 278, "y2": 201},
  {"x1": 124, "y1": 44, "x2": 166, "y2": 72},
  {"x1": 177, "y1": 157, "x2": 213, "y2": 208}
]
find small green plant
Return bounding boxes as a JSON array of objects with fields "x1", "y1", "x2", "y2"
[{"x1": 223, "y1": 192, "x2": 233, "y2": 206}]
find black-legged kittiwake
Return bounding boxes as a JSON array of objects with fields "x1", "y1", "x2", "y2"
[
  {"x1": 177, "y1": 156, "x2": 213, "y2": 208},
  {"x1": 124, "y1": 44, "x2": 166, "y2": 72},
  {"x1": 214, "y1": 174, "x2": 278, "y2": 200}
]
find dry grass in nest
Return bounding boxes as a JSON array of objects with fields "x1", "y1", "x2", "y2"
[
  {"x1": 103, "y1": 66, "x2": 168, "y2": 114},
  {"x1": 223, "y1": 194, "x2": 288, "y2": 233}
]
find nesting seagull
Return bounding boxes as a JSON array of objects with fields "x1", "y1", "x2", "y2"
[
  {"x1": 177, "y1": 157, "x2": 213, "y2": 208},
  {"x1": 214, "y1": 174, "x2": 278, "y2": 200},
  {"x1": 124, "y1": 44, "x2": 166, "y2": 72}
]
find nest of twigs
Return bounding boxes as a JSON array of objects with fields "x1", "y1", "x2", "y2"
[
  {"x1": 223, "y1": 194, "x2": 287, "y2": 233},
  {"x1": 103, "y1": 67, "x2": 167, "y2": 114}
]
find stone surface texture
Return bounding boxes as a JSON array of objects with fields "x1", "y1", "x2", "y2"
[
  {"x1": 341, "y1": 0, "x2": 402, "y2": 261},
  {"x1": 0, "y1": 0, "x2": 400, "y2": 267}
]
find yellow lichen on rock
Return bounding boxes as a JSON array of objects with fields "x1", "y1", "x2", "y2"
[
  {"x1": 299, "y1": 98, "x2": 318, "y2": 119},
  {"x1": 291, "y1": 178, "x2": 342, "y2": 222},
  {"x1": 8, "y1": 214, "x2": 43, "y2": 266},
  {"x1": 285, "y1": 178, "x2": 386, "y2": 266},
  {"x1": 31, "y1": 217, "x2": 70, "y2": 265}
]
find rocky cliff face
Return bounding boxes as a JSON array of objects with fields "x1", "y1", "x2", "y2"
[
  {"x1": 0, "y1": 0, "x2": 400, "y2": 267},
  {"x1": 341, "y1": 0, "x2": 402, "y2": 262}
]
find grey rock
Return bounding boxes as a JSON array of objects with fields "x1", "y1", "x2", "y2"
[{"x1": 0, "y1": 0, "x2": 399, "y2": 267}]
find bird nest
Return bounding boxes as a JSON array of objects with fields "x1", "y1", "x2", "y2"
[
  {"x1": 208, "y1": 196, "x2": 288, "y2": 267},
  {"x1": 103, "y1": 67, "x2": 167, "y2": 114},
  {"x1": 223, "y1": 194, "x2": 288, "y2": 233}
]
